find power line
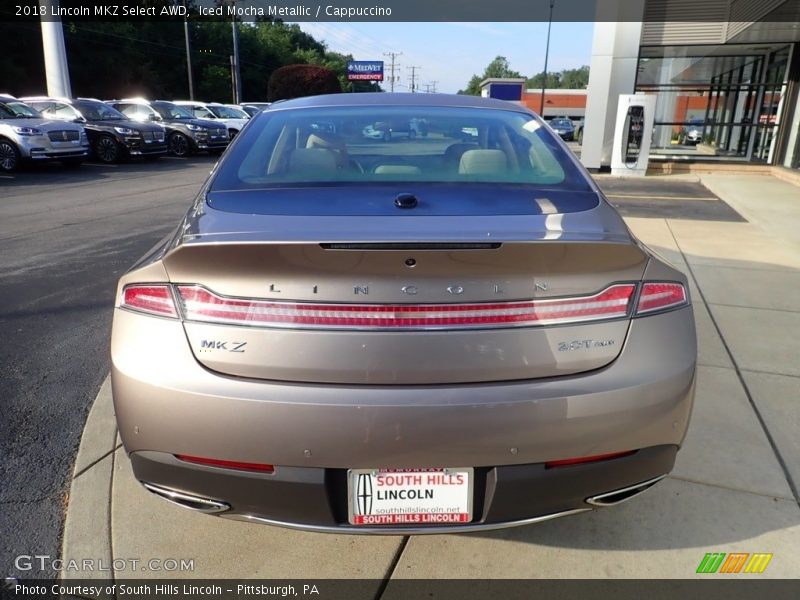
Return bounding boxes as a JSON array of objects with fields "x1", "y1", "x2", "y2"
[{"x1": 383, "y1": 51, "x2": 402, "y2": 92}]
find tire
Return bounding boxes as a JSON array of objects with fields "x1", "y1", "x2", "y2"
[
  {"x1": 0, "y1": 138, "x2": 21, "y2": 173},
  {"x1": 168, "y1": 132, "x2": 191, "y2": 157},
  {"x1": 228, "y1": 129, "x2": 238, "y2": 140},
  {"x1": 61, "y1": 158, "x2": 84, "y2": 168},
  {"x1": 577, "y1": 129, "x2": 584, "y2": 146},
  {"x1": 93, "y1": 135, "x2": 122, "y2": 163}
]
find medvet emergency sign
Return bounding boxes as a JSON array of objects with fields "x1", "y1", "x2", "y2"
[{"x1": 346, "y1": 61, "x2": 384, "y2": 81}]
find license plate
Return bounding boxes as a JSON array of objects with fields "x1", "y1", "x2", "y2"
[{"x1": 347, "y1": 468, "x2": 473, "y2": 526}]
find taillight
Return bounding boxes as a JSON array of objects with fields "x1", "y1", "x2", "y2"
[
  {"x1": 636, "y1": 282, "x2": 687, "y2": 314},
  {"x1": 545, "y1": 450, "x2": 636, "y2": 469},
  {"x1": 175, "y1": 283, "x2": 636, "y2": 330},
  {"x1": 121, "y1": 285, "x2": 178, "y2": 318},
  {"x1": 175, "y1": 454, "x2": 274, "y2": 473}
]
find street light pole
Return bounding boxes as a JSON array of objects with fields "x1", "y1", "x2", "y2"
[
  {"x1": 540, "y1": 0, "x2": 555, "y2": 117},
  {"x1": 183, "y1": 1, "x2": 194, "y2": 100}
]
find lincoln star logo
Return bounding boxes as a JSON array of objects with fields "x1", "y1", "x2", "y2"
[
  {"x1": 356, "y1": 473, "x2": 373, "y2": 515},
  {"x1": 61, "y1": 131, "x2": 68, "y2": 141}
]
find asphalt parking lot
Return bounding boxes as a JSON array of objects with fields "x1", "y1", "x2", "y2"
[{"x1": 2, "y1": 157, "x2": 799, "y2": 587}]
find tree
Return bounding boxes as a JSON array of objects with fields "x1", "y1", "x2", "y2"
[
  {"x1": 267, "y1": 64, "x2": 342, "y2": 101},
  {"x1": 458, "y1": 56, "x2": 523, "y2": 95},
  {"x1": 526, "y1": 66, "x2": 590, "y2": 90}
]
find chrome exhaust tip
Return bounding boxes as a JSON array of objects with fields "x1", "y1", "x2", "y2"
[
  {"x1": 142, "y1": 482, "x2": 230, "y2": 514},
  {"x1": 585, "y1": 474, "x2": 666, "y2": 507}
]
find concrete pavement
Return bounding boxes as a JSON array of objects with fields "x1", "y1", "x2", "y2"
[{"x1": 60, "y1": 173, "x2": 800, "y2": 584}]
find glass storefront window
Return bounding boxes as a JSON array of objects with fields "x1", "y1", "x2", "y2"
[{"x1": 635, "y1": 44, "x2": 790, "y2": 164}]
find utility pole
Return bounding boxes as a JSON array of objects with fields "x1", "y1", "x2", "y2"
[
  {"x1": 38, "y1": 0, "x2": 72, "y2": 98},
  {"x1": 383, "y1": 51, "x2": 402, "y2": 92},
  {"x1": 430, "y1": 81, "x2": 438, "y2": 94},
  {"x1": 540, "y1": 0, "x2": 555, "y2": 117},
  {"x1": 229, "y1": 0, "x2": 242, "y2": 103},
  {"x1": 183, "y1": 0, "x2": 194, "y2": 100},
  {"x1": 423, "y1": 83, "x2": 431, "y2": 93},
  {"x1": 408, "y1": 66, "x2": 421, "y2": 93}
]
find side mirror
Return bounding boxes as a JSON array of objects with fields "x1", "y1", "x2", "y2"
[{"x1": 148, "y1": 113, "x2": 160, "y2": 121}]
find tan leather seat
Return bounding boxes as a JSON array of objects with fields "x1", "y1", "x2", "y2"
[
  {"x1": 458, "y1": 149, "x2": 508, "y2": 175},
  {"x1": 287, "y1": 148, "x2": 338, "y2": 176}
]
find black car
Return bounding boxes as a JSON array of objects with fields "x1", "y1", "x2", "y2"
[
  {"x1": 23, "y1": 97, "x2": 167, "y2": 163},
  {"x1": 106, "y1": 99, "x2": 228, "y2": 157},
  {"x1": 549, "y1": 118, "x2": 576, "y2": 141}
]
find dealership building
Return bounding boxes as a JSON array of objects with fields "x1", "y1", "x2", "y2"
[{"x1": 582, "y1": 0, "x2": 800, "y2": 172}]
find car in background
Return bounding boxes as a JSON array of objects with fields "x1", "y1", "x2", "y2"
[
  {"x1": 106, "y1": 99, "x2": 228, "y2": 157},
  {"x1": 23, "y1": 97, "x2": 167, "y2": 163},
  {"x1": 549, "y1": 118, "x2": 576, "y2": 141},
  {"x1": 679, "y1": 118, "x2": 710, "y2": 145},
  {"x1": 239, "y1": 105, "x2": 266, "y2": 117},
  {"x1": 222, "y1": 104, "x2": 254, "y2": 120},
  {"x1": 373, "y1": 119, "x2": 424, "y2": 141},
  {"x1": 241, "y1": 101, "x2": 271, "y2": 114},
  {"x1": 173, "y1": 101, "x2": 249, "y2": 138},
  {"x1": 111, "y1": 93, "x2": 696, "y2": 534},
  {"x1": 0, "y1": 94, "x2": 88, "y2": 172}
]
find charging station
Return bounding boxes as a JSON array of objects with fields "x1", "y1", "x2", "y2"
[{"x1": 611, "y1": 94, "x2": 656, "y2": 177}]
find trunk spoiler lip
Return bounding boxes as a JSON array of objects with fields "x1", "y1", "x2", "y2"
[{"x1": 176, "y1": 198, "x2": 633, "y2": 246}]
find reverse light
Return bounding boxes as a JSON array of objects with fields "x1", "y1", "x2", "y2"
[
  {"x1": 636, "y1": 282, "x2": 687, "y2": 314},
  {"x1": 175, "y1": 284, "x2": 637, "y2": 330},
  {"x1": 121, "y1": 285, "x2": 178, "y2": 317},
  {"x1": 545, "y1": 450, "x2": 636, "y2": 469},
  {"x1": 175, "y1": 454, "x2": 274, "y2": 473}
]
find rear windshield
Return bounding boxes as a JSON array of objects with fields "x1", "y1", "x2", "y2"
[{"x1": 210, "y1": 105, "x2": 590, "y2": 191}]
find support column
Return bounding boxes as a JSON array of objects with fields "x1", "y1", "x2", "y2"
[
  {"x1": 581, "y1": 0, "x2": 645, "y2": 171},
  {"x1": 39, "y1": 0, "x2": 72, "y2": 98}
]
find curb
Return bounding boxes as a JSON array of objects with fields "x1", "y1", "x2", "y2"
[{"x1": 61, "y1": 375, "x2": 119, "y2": 591}]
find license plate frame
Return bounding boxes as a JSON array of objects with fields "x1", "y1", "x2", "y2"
[{"x1": 347, "y1": 467, "x2": 474, "y2": 526}]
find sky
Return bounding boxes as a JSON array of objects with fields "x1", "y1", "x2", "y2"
[{"x1": 294, "y1": 22, "x2": 596, "y2": 94}]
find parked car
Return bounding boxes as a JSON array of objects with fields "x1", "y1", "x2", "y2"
[
  {"x1": 239, "y1": 104, "x2": 267, "y2": 117},
  {"x1": 111, "y1": 93, "x2": 696, "y2": 534},
  {"x1": 0, "y1": 94, "x2": 88, "y2": 172},
  {"x1": 106, "y1": 99, "x2": 228, "y2": 157},
  {"x1": 173, "y1": 101, "x2": 249, "y2": 138},
  {"x1": 373, "y1": 119, "x2": 423, "y2": 141},
  {"x1": 679, "y1": 118, "x2": 710, "y2": 145},
  {"x1": 23, "y1": 97, "x2": 167, "y2": 163},
  {"x1": 222, "y1": 104, "x2": 254, "y2": 120},
  {"x1": 549, "y1": 117, "x2": 576, "y2": 141}
]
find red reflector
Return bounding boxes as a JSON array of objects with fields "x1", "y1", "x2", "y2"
[
  {"x1": 121, "y1": 285, "x2": 177, "y2": 317},
  {"x1": 175, "y1": 454, "x2": 274, "y2": 473},
  {"x1": 176, "y1": 284, "x2": 636, "y2": 330},
  {"x1": 636, "y1": 282, "x2": 687, "y2": 314},
  {"x1": 545, "y1": 450, "x2": 636, "y2": 469}
]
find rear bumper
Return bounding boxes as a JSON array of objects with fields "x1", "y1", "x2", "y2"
[
  {"x1": 131, "y1": 445, "x2": 676, "y2": 533},
  {"x1": 111, "y1": 304, "x2": 696, "y2": 530}
]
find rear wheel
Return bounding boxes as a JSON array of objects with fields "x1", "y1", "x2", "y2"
[
  {"x1": 93, "y1": 135, "x2": 121, "y2": 163},
  {"x1": 169, "y1": 132, "x2": 191, "y2": 157},
  {"x1": 0, "y1": 139, "x2": 20, "y2": 172}
]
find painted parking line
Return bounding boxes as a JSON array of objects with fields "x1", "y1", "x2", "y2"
[{"x1": 605, "y1": 193, "x2": 718, "y2": 201}]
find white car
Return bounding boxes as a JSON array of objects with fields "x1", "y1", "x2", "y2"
[{"x1": 173, "y1": 101, "x2": 249, "y2": 138}]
